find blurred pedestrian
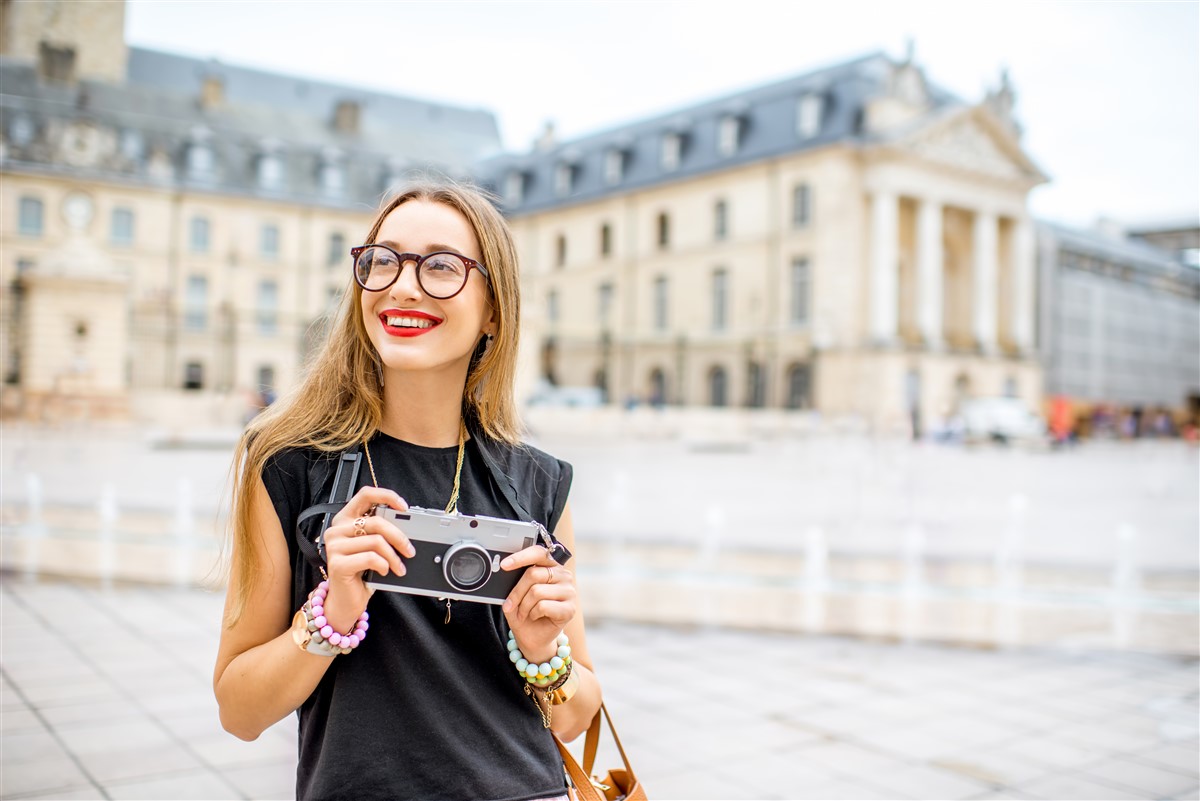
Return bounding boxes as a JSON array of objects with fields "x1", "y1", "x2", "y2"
[{"x1": 214, "y1": 183, "x2": 600, "y2": 801}]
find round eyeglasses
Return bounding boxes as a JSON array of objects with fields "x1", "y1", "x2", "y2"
[{"x1": 351, "y1": 245, "x2": 490, "y2": 299}]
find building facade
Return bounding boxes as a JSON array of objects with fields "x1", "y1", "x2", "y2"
[
  {"x1": 1, "y1": 0, "x2": 501, "y2": 419},
  {"x1": 1038, "y1": 222, "x2": 1200, "y2": 424},
  {"x1": 481, "y1": 55, "x2": 1047, "y2": 430}
]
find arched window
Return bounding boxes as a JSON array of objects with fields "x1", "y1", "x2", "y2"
[
  {"x1": 649, "y1": 368, "x2": 666, "y2": 406},
  {"x1": 709, "y1": 366, "x2": 728, "y2": 407},
  {"x1": 786, "y1": 363, "x2": 812, "y2": 410},
  {"x1": 747, "y1": 362, "x2": 765, "y2": 408}
]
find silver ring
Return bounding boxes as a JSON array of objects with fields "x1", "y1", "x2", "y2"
[
  {"x1": 352, "y1": 516, "x2": 367, "y2": 536},
  {"x1": 545, "y1": 566, "x2": 556, "y2": 584}
]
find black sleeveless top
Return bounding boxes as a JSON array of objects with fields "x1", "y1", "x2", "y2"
[{"x1": 262, "y1": 429, "x2": 573, "y2": 801}]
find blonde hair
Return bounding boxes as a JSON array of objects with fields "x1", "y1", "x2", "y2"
[{"x1": 224, "y1": 181, "x2": 523, "y2": 624}]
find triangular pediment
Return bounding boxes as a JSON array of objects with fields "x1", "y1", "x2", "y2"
[{"x1": 894, "y1": 106, "x2": 1047, "y2": 185}]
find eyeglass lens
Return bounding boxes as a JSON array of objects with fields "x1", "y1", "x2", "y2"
[{"x1": 355, "y1": 247, "x2": 470, "y2": 298}]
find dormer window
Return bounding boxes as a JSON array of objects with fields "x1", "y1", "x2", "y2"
[
  {"x1": 604, "y1": 148, "x2": 625, "y2": 185},
  {"x1": 796, "y1": 94, "x2": 824, "y2": 139},
  {"x1": 319, "y1": 147, "x2": 345, "y2": 197},
  {"x1": 661, "y1": 133, "x2": 683, "y2": 171},
  {"x1": 185, "y1": 128, "x2": 215, "y2": 182},
  {"x1": 554, "y1": 162, "x2": 576, "y2": 197},
  {"x1": 504, "y1": 170, "x2": 526, "y2": 204},
  {"x1": 257, "y1": 140, "x2": 284, "y2": 191},
  {"x1": 717, "y1": 115, "x2": 741, "y2": 157}
]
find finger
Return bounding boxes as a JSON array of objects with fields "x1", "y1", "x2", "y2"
[
  {"x1": 328, "y1": 549, "x2": 393, "y2": 580},
  {"x1": 328, "y1": 533, "x2": 407, "y2": 576},
  {"x1": 517, "y1": 581, "x2": 574, "y2": 623},
  {"x1": 500, "y1": 545, "x2": 557, "y2": 572},
  {"x1": 328, "y1": 517, "x2": 415, "y2": 559},
  {"x1": 523, "y1": 599, "x2": 576, "y2": 627},
  {"x1": 331, "y1": 487, "x2": 408, "y2": 525}
]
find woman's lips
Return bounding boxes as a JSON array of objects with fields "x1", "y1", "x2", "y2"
[{"x1": 379, "y1": 311, "x2": 442, "y2": 338}]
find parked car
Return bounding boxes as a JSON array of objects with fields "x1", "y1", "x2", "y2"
[{"x1": 960, "y1": 397, "x2": 1047, "y2": 445}]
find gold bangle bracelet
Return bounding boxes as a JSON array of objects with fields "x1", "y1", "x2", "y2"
[{"x1": 544, "y1": 664, "x2": 581, "y2": 706}]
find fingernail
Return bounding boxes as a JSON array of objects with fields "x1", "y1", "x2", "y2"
[
  {"x1": 502, "y1": 600, "x2": 512, "y2": 612},
  {"x1": 500, "y1": 557, "x2": 513, "y2": 569}
]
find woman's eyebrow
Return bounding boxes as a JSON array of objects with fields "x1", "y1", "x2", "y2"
[{"x1": 376, "y1": 239, "x2": 463, "y2": 255}]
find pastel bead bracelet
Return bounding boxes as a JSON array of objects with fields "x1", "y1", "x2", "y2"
[
  {"x1": 507, "y1": 630, "x2": 572, "y2": 687},
  {"x1": 307, "y1": 580, "x2": 370, "y2": 654}
]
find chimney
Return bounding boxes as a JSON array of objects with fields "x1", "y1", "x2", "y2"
[
  {"x1": 334, "y1": 100, "x2": 360, "y2": 134},
  {"x1": 38, "y1": 41, "x2": 77, "y2": 84},
  {"x1": 535, "y1": 121, "x2": 557, "y2": 152},
  {"x1": 200, "y1": 74, "x2": 224, "y2": 110}
]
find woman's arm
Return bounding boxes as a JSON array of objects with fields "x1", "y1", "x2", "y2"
[
  {"x1": 502, "y1": 502, "x2": 603, "y2": 742},
  {"x1": 213, "y1": 478, "x2": 413, "y2": 741}
]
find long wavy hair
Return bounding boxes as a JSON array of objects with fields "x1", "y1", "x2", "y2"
[{"x1": 224, "y1": 181, "x2": 523, "y2": 624}]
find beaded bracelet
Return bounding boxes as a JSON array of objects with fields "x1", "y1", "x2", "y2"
[
  {"x1": 303, "y1": 581, "x2": 370, "y2": 655},
  {"x1": 507, "y1": 630, "x2": 572, "y2": 687}
]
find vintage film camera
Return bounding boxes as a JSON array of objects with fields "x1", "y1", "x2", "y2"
[{"x1": 366, "y1": 505, "x2": 544, "y2": 604}]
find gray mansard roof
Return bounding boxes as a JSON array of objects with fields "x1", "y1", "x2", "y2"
[
  {"x1": 476, "y1": 52, "x2": 962, "y2": 215},
  {"x1": 0, "y1": 47, "x2": 502, "y2": 208}
]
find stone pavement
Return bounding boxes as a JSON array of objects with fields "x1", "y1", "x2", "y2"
[{"x1": 1, "y1": 576, "x2": 1197, "y2": 801}]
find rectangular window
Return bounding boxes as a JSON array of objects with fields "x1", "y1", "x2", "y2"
[
  {"x1": 261, "y1": 224, "x2": 280, "y2": 260},
  {"x1": 604, "y1": 149, "x2": 624, "y2": 185},
  {"x1": 18, "y1": 197, "x2": 43, "y2": 237},
  {"x1": 505, "y1": 171, "x2": 525, "y2": 204},
  {"x1": 555, "y1": 234, "x2": 567, "y2": 268},
  {"x1": 790, "y1": 258, "x2": 810, "y2": 325},
  {"x1": 547, "y1": 289, "x2": 559, "y2": 324},
  {"x1": 184, "y1": 275, "x2": 208, "y2": 331},
  {"x1": 797, "y1": 94, "x2": 823, "y2": 139},
  {"x1": 656, "y1": 213, "x2": 670, "y2": 249},
  {"x1": 712, "y1": 269, "x2": 728, "y2": 330},
  {"x1": 653, "y1": 276, "x2": 669, "y2": 331},
  {"x1": 792, "y1": 184, "x2": 811, "y2": 228},
  {"x1": 600, "y1": 223, "x2": 612, "y2": 257},
  {"x1": 258, "y1": 280, "x2": 278, "y2": 335},
  {"x1": 661, "y1": 134, "x2": 681, "y2": 171},
  {"x1": 328, "y1": 232, "x2": 345, "y2": 267},
  {"x1": 110, "y1": 207, "x2": 134, "y2": 245},
  {"x1": 189, "y1": 216, "x2": 210, "y2": 253},
  {"x1": 554, "y1": 163, "x2": 574, "y2": 196},
  {"x1": 598, "y1": 282, "x2": 613, "y2": 326},
  {"x1": 717, "y1": 116, "x2": 740, "y2": 157},
  {"x1": 714, "y1": 200, "x2": 728, "y2": 241}
]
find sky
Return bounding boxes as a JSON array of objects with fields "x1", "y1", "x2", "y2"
[{"x1": 125, "y1": 0, "x2": 1200, "y2": 230}]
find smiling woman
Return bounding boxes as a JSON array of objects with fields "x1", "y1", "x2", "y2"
[{"x1": 214, "y1": 182, "x2": 601, "y2": 801}]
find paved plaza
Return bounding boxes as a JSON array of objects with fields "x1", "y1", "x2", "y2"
[{"x1": 2, "y1": 576, "x2": 1197, "y2": 801}]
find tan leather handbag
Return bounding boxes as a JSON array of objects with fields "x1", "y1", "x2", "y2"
[{"x1": 554, "y1": 703, "x2": 647, "y2": 801}]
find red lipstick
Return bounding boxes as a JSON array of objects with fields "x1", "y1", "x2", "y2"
[{"x1": 379, "y1": 309, "x2": 443, "y2": 338}]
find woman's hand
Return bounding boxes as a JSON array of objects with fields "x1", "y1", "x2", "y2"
[
  {"x1": 500, "y1": 546, "x2": 578, "y2": 664},
  {"x1": 321, "y1": 487, "x2": 415, "y2": 632}
]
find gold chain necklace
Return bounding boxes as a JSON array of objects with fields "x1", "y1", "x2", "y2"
[{"x1": 362, "y1": 419, "x2": 467, "y2": 623}]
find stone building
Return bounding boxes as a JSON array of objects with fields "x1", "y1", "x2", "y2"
[
  {"x1": 0, "y1": 0, "x2": 501, "y2": 420},
  {"x1": 478, "y1": 54, "x2": 1048, "y2": 430},
  {"x1": 1038, "y1": 221, "x2": 1200, "y2": 425}
]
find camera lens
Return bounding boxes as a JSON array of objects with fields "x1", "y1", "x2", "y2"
[{"x1": 443, "y1": 542, "x2": 492, "y2": 592}]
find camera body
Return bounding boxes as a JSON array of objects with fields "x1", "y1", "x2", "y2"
[{"x1": 365, "y1": 505, "x2": 540, "y2": 604}]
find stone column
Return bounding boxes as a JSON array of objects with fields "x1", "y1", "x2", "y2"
[
  {"x1": 916, "y1": 198, "x2": 944, "y2": 350},
  {"x1": 972, "y1": 209, "x2": 999, "y2": 354},
  {"x1": 1012, "y1": 217, "x2": 1035, "y2": 355},
  {"x1": 869, "y1": 190, "x2": 899, "y2": 345}
]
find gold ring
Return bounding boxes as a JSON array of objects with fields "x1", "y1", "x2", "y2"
[
  {"x1": 352, "y1": 516, "x2": 367, "y2": 536},
  {"x1": 545, "y1": 566, "x2": 556, "y2": 584}
]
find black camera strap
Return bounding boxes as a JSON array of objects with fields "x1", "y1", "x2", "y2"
[{"x1": 295, "y1": 448, "x2": 362, "y2": 574}]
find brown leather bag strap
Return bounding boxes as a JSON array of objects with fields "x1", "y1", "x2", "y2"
[
  {"x1": 582, "y1": 703, "x2": 603, "y2": 775},
  {"x1": 556, "y1": 703, "x2": 638, "y2": 800},
  {"x1": 599, "y1": 703, "x2": 637, "y2": 780},
  {"x1": 554, "y1": 729, "x2": 605, "y2": 801}
]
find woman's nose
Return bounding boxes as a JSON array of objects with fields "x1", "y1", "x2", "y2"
[{"x1": 389, "y1": 258, "x2": 423, "y2": 300}]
